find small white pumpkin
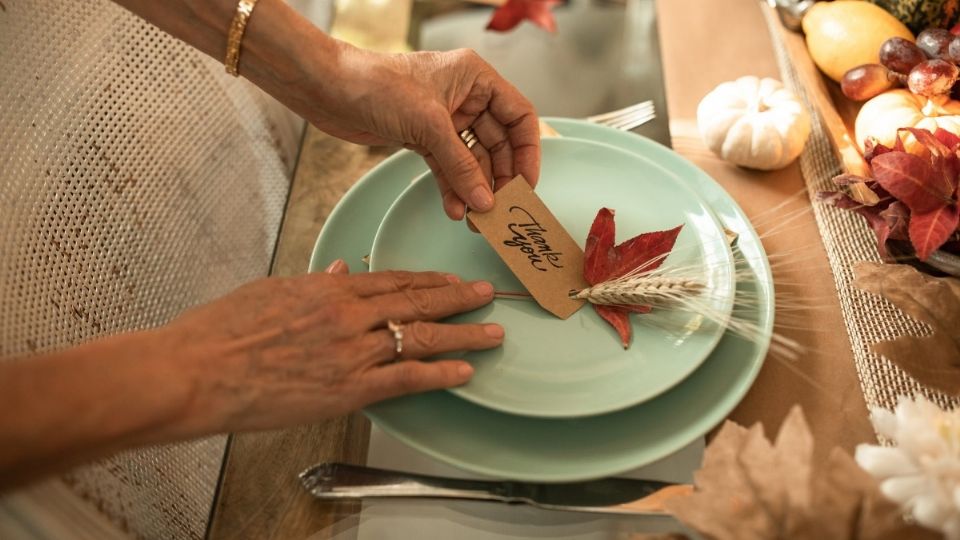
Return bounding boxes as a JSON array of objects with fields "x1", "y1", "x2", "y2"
[
  {"x1": 855, "y1": 89, "x2": 960, "y2": 152},
  {"x1": 697, "y1": 76, "x2": 811, "y2": 171}
]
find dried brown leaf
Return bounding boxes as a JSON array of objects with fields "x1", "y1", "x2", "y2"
[
  {"x1": 666, "y1": 406, "x2": 937, "y2": 540},
  {"x1": 853, "y1": 261, "x2": 960, "y2": 395},
  {"x1": 669, "y1": 421, "x2": 775, "y2": 540}
]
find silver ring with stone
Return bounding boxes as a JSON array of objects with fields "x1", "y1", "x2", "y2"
[
  {"x1": 387, "y1": 320, "x2": 404, "y2": 358},
  {"x1": 459, "y1": 128, "x2": 479, "y2": 150}
]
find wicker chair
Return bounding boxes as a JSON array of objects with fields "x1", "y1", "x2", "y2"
[{"x1": 0, "y1": 1, "x2": 317, "y2": 537}]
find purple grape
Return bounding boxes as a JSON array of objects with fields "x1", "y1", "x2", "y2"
[
  {"x1": 947, "y1": 36, "x2": 960, "y2": 63},
  {"x1": 917, "y1": 28, "x2": 953, "y2": 59},
  {"x1": 880, "y1": 37, "x2": 927, "y2": 74},
  {"x1": 842, "y1": 64, "x2": 898, "y2": 101},
  {"x1": 908, "y1": 59, "x2": 960, "y2": 97}
]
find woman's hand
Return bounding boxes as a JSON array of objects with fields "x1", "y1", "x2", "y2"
[
  {"x1": 109, "y1": 0, "x2": 540, "y2": 220},
  {"x1": 0, "y1": 261, "x2": 502, "y2": 487},
  {"x1": 306, "y1": 46, "x2": 541, "y2": 221},
  {"x1": 165, "y1": 261, "x2": 501, "y2": 435}
]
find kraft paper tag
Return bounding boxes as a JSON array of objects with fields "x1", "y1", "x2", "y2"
[{"x1": 467, "y1": 176, "x2": 587, "y2": 319}]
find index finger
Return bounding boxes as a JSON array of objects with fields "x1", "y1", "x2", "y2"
[{"x1": 485, "y1": 76, "x2": 541, "y2": 187}]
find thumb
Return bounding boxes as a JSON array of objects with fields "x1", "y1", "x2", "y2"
[{"x1": 424, "y1": 113, "x2": 494, "y2": 212}]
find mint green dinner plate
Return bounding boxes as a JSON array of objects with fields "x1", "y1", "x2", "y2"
[
  {"x1": 368, "y1": 138, "x2": 735, "y2": 418},
  {"x1": 309, "y1": 118, "x2": 773, "y2": 482}
]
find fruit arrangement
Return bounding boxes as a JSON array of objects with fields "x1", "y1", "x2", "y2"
[
  {"x1": 797, "y1": 2, "x2": 960, "y2": 269},
  {"x1": 802, "y1": 1, "x2": 914, "y2": 83},
  {"x1": 840, "y1": 28, "x2": 960, "y2": 102},
  {"x1": 846, "y1": 27, "x2": 960, "y2": 154}
]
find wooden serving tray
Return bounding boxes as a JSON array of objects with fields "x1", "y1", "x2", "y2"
[
  {"x1": 769, "y1": 8, "x2": 880, "y2": 203},
  {"x1": 772, "y1": 11, "x2": 960, "y2": 276}
]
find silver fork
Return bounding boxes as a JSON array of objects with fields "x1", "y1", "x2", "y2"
[{"x1": 586, "y1": 100, "x2": 656, "y2": 131}]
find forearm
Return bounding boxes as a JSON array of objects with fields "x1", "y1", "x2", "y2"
[
  {"x1": 0, "y1": 331, "x2": 201, "y2": 489},
  {"x1": 110, "y1": 0, "x2": 346, "y2": 122}
]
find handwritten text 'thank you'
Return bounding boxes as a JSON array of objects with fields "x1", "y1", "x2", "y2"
[{"x1": 503, "y1": 206, "x2": 564, "y2": 272}]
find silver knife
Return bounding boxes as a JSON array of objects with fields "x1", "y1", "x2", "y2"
[{"x1": 299, "y1": 463, "x2": 692, "y2": 515}]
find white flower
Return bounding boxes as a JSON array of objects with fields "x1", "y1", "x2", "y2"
[{"x1": 856, "y1": 395, "x2": 960, "y2": 539}]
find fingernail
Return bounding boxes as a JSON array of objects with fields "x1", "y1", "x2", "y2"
[
  {"x1": 324, "y1": 259, "x2": 345, "y2": 273},
  {"x1": 457, "y1": 363, "x2": 474, "y2": 378},
  {"x1": 469, "y1": 185, "x2": 494, "y2": 211},
  {"x1": 472, "y1": 281, "x2": 494, "y2": 297},
  {"x1": 484, "y1": 324, "x2": 504, "y2": 339},
  {"x1": 445, "y1": 273, "x2": 461, "y2": 283}
]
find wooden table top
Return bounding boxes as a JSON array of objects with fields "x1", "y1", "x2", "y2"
[{"x1": 206, "y1": 1, "x2": 877, "y2": 537}]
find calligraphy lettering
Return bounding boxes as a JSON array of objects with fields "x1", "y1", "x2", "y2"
[{"x1": 503, "y1": 206, "x2": 564, "y2": 272}]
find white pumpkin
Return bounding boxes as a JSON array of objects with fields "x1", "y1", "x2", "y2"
[
  {"x1": 855, "y1": 89, "x2": 960, "y2": 152},
  {"x1": 697, "y1": 76, "x2": 811, "y2": 171}
]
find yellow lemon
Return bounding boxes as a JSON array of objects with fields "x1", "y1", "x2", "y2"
[{"x1": 802, "y1": 1, "x2": 914, "y2": 83}]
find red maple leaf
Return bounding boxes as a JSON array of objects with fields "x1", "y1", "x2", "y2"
[
  {"x1": 486, "y1": 0, "x2": 560, "y2": 33},
  {"x1": 824, "y1": 127, "x2": 960, "y2": 262},
  {"x1": 584, "y1": 208, "x2": 683, "y2": 348}
]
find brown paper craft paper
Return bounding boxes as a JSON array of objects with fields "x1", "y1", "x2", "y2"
[{"x1": 467, "y1": 176, "x2": 588, "y2": 319}]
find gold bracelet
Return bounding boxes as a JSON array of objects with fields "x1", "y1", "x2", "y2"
[{"x1": 224, "y1": 0, "x2": 261, "y2": 76}]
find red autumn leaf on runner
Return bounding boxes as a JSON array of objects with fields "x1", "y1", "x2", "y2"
[
  {"x1": 871, "y1": 152, "x2": 952, "y2": 214},
  {"x1": 823, "y1": 128, "x2": 960, "y2": 262},
  {"x1": 936, "y1": 127, "x2": 960, "y2": 148},
  {"x1": 863, "y1": 136, "x2": 895, "y2": 163},
  {"x1": 880, "y1": 200, "x2": 910, "y2": 243},
  {"x1": 584, "y1": 208, "x2": 683, "y2": 348},
  {"x1": 911, "y1": 204, "x2": 960, "y2": 261},
  {"x1": 486, "y1": 0, "x2": 560, "y2": 33},
  {"x1": 819, "y1": 191, "x2": 895, "y2": 257}
]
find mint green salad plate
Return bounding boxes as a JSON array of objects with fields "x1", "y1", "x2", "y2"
[
  {"x1": 309, "y1": 118, "x2": 773, "y2": 482},
  {"x1": 368, "y1": 138, "x2": 735, "y2": 418}
]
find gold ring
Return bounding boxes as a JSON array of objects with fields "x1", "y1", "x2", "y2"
[
  {"x1": 459, "y1": 128, "x2": 479, "y2": 150},
  {"x1": 387, "y1": 320, "x2": 404, "y2": 358}
]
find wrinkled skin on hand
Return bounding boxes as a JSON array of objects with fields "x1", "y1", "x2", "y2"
[
  {"x1": 306, "y1": 47, "x2": 541, "y2": 221},
  {"x1": 163, "y1": 261, "x2": 503, "y2": 434}
]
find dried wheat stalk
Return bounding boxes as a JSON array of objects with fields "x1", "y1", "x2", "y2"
[{"x1": 570, "y1": 275, "x2": 704, "y2": 306}]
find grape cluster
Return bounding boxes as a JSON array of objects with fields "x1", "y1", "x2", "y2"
[{"x1": 841, "y1": 28, "x2": 960, "y2": 101}]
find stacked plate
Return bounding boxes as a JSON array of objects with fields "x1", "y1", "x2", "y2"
[{"x1": 309, "y1": 119, "x2": 774, "y2": 482}]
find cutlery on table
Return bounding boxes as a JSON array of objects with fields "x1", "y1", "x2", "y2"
[
  {"x1": 540, "y1": 100, "x2": 656, "y2": 136},
  {"x1": 299, "y1": 463, "x2": 692, "y2": 515},
  {"x1": 585, "y1": 100, "x2": 656, "y2": 131},
  {"x1": 539, "y1": 100, "x2": 655, "y2": 137}
]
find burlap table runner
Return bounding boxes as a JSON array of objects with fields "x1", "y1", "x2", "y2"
[{"x1": 759, "y1": 6, "x2": 957, "y2": 418}]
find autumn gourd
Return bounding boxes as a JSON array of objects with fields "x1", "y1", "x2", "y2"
[
  {"x1": 856, "y1": 89, "x2": 960, "y2": 151},
  {"x1": 866, "y1": 0, "x2": 960, "y2": 35},
  {"x1": 697, "y1": 76, "x2": 811, "y2": 171}
]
